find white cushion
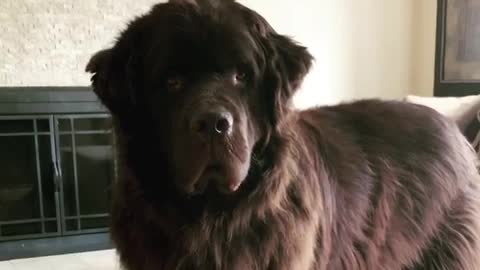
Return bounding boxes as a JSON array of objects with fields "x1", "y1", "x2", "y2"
[{"x1": 405, "y1": 94, "x2": 480, "y2": 131}]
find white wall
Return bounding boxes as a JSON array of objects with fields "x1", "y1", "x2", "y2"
[
  {"x1": 411, "y1": 0, "x2": 437, "y2": 97},
  {"x1": 239, "y1": 0, "x2": 356, "y2": 107},
  {"x1": 0, "y1": 0, "x2": 437, "y2": 105},
  {"x1": 241, "y1": 0, "x2": 437, "y2": 108}
]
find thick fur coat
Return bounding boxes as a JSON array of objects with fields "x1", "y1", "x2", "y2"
[{"x1": 86, "y1": 1, "x2": 480, "y2": 269}]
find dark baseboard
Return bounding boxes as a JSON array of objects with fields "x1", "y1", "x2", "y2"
[{"x1": 0, "y1": 232, "x2": 113, "y2": 261}]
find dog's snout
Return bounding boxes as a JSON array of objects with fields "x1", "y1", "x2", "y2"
[{"x1": 191, "y1": 109, "x2": 233, "y2": 136}]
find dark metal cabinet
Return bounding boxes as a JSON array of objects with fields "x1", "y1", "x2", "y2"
[
  {"x1": 0, "y1": 88, "x2": 113, "y2": 242},
  {"x1": 0, "y1": 115, "x2": 113, "y2": 241}
]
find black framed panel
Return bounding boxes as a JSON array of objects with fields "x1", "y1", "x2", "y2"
[
  {"x1": 434, "y1": 0, "x2": 480, "y2": 97},
  {"x1": 0, "y1": 87, "x2": 107, "y2": 114}
]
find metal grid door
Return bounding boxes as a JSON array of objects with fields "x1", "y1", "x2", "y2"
[
  {"x1": 0, "y1": 116, "x2": 61, "y2": 241},
  {"x1": 54, "y1": 114, "x2": 113, "y2": 235}
]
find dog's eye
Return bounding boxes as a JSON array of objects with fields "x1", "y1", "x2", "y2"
[
  {"x1": 166, "y1": 77, "x2": 184, "y2": 92},
  {"x1": 234, "y1": 71, "x2": 247, "y2": 84}
]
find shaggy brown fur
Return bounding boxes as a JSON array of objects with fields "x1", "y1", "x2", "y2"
[{"x1": 86, "y1": 1, "x2": 480, "y2": 269}]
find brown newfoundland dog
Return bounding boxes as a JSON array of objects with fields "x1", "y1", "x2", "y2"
[{"x1": 86, "y1": 0, "x2": 480, "y2": 269}]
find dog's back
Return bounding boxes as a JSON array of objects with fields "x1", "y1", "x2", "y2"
[{"x1": 296, "y1": 99, "x2": 480, "y2": 269}]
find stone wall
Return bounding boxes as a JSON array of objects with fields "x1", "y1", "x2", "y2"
[{"x1": 0, "y1": 0, "x2": 160, "y2": 86}]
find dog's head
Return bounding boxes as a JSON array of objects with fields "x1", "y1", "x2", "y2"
[{"x1": 87, "y1": 0, "x2": 312, "y2": 197}]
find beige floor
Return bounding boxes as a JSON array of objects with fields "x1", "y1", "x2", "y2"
[{"x1": 0, "y1": 249, "x2": 120, "y2": 270}]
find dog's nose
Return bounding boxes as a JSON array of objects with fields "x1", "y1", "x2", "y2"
[{"x1": 192, "y1": 110, "x2": 233, "y2": 136}]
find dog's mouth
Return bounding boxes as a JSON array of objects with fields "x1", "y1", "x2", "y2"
[{"x1": 193, "y1": 162, "x2": 244, "y2": 195}]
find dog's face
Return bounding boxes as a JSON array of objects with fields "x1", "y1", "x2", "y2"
[{"x1": 87, "y1": 0, "x2": 312, "y2": 197}]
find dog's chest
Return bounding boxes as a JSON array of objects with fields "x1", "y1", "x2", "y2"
[{"x1": 165, "y1": 214, "x2": 320, "y2": 270}]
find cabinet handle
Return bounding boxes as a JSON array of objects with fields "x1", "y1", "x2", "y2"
[{"x1": 53, "y1": 161, "x2": 61, "y2": 192}]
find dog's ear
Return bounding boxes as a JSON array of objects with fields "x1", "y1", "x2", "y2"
[
  {"x1": 263, "y1": 33, "x2": 313, "y2": 127},
  {"x1": 237, "y1": 2, "x2": 313, "y2": 127},
  {"x1": 86, "y1": 42, "x2": 140, "y2": 118},
  {"x1": 86, "y1": 49, "x2": 111, "y2": 74},
  {"x1": 86, "y1": 49, "x2": 115, "y2": 109}
]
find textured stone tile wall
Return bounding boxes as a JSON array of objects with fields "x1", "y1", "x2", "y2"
[{"x1": 0, "y1": 0, "x2": 161, "y2": 86}]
